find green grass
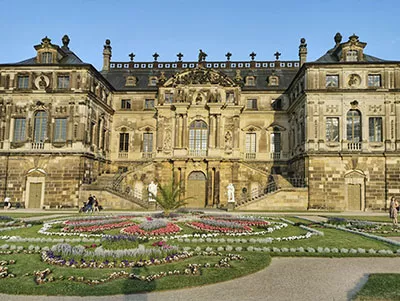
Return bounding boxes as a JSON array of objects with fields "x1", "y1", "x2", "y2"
[
  {"x1": 0, "y1": 213, "x2": 399, "y2": 296},
  {"x1": 0, "y1": 251, "x2": 271, "y2": 296},
  {"x1": 354, "y1": 274, "x2": 400, "y2": 300}
]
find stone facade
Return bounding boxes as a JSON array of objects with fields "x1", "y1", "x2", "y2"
[{"x1": 0, "y1": 33, "x2": 399, "y2": 211}]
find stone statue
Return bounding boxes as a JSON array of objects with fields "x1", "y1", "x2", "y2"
[
  {"x1": 198, "y1": 49, "x2": 207, "y2": 62},
  {"x1": 225, "y1": 131, "x2": 233, "y2": 151},
  {"x1": 148, "y1": 181, "x2": 158, "y2": 202},
  {"x1": 227, "y1": 183, "x2": 235, "y2": 202}
]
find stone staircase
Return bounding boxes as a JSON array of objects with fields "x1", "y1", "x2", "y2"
[{"x1": 235, "y1": 176, "x2": 308, "y2": 210}]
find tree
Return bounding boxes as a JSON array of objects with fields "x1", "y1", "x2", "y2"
[{"x1": 149, "y1": 181, "x2": 189, "y2": 216}]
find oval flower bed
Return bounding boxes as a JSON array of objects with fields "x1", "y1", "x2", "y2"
[
  {"x1": 63, "y1": 221, "x2": 135, "y2": 233},
  {"x1": 121, "y1": 223, "x2": 181, "y2": 236},
  {"x1": 201, "y1": 216, "x2": 270, "y2": 227},
  {"x1": 186, "y1": 219, "x2": 252, "y2": 233}
]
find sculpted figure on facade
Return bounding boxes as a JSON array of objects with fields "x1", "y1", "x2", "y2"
[
  {"x1": 227, "y1": 183, "x2": 235, "y2": 202},
  {"x1": 148, "y1": 181, "x2": 158, "y2": 202}
]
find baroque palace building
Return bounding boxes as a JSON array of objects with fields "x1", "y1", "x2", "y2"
[{"x1": 0, "y1": 33, "x2": 399, "y2": 211}]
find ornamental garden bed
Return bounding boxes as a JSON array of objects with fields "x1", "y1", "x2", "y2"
[{"x1": 0, "y1": 213, "x2": 399, "y2": 296}]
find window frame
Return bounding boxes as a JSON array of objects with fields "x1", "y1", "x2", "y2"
[
  {"x1": 119, "y1": 132, "x2": 129, "y2": 152},
  {"x1": 246, "y1": 98, "x2": 258, "y2": 110},
  {"x1": 41, "y1": 52, "x2": 53, "y2": 64},
  {"x1": 189, "y1": 120, "x2": 208, "y2": 152},
  {"x1": 245, "y1": 132, "x2": 257, "y2": 153},
  {"x1": 346, "y1": 109, "x2": 362, "y2": 143},
  {"x1": 17, "y1": 75, "x2": 29, "y2": 89},
  {"x1": 144, "y1": 99, "x2": 155, "y2": 110},
  {"x1": 53, "y1": 118, "x2": 67, "y2": 142},
  {"x1": 326, "y1": 75, "x2": 339, "y2": 88},
  {"x1": 34, "y1": 111, "x2": 48, "y2": 143},
  {"x1": 368, "y1": 74, "x2": 381, "y2": 88},
  {"x1": 369, "y1": 117, "x2": 383, "y2": 142},
  {"x1": 121, "y1": 99, "x2": 131, "y2": 110},
  {"x1": 13, "y1": 118, "x2": 26, "y2": 142},
  {"x1": 326, "y1": 117, "x2": 340, "y2": 142},
  {"x1": 142, "y1": 132, "x2": 153, "y2": 153},
  {"x1": 57, "y1": 75, "x2": 70, "y2": 89}
]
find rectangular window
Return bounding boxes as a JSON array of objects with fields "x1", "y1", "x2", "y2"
[
  {"x1": 57, "y1": 75, "x2": 70, "y2": 89},
  {"x1": 41, "y1": 52, "x2": 53, "y2": 64},
  {"x1": 346, "y1": 50, "x2": 358, "y2": 62},
  {"x1": 13, "y1": 118, "x2": 26, "y2": 142},
  {"x1": 226, "y1": 92, "x2": 235, "y2": 103},
  {"x1": 326, "y1": 75, "x2": 339, "y2": 88},
  {"x1": 121, "y1": 99, "x2": 131, "y2": 109},
  {"x1": 164, "y1": 93, "x2": 173, "y2": 104},
  {"x1": 119, "y1": 133, "x2": 129, "y2": 152},
  {"x1": 143, "y1": 133, "x2": 153, "y2": 153},
  {"x1": 326, "y1": 117, "x2": 339, "y2": 142},
  {"x1": 271, "y1": 132, "x2": 281, "y2": 153},
  {"x1": 144, "y1": 99, "x2": 155, "y2": 109},
  {"x1": 17, "y1": 76, "x2": 29, "y2": 89},
  {"x1": 368, "y1": 74, "x2": 381, "y2": 87},
  {"x1": 247, "y1": 99, "x2": 257, "y2": 110},
  {"x1": 54, "y1": 118, "x2": 67, "y2": 142},
  {"x1": 369, "y1": 117, "x2": 382, "y2": 142},
  {"x1": 245, "y1": 133, "x2": 256, "y2": 153}
]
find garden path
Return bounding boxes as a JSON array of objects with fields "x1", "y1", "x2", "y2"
[{"x1": 1, "y1": 257, "x2": 400, "y2": 301}]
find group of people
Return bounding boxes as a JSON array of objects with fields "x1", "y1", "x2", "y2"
[
  {"x1": 80, "y1": 194, "x2": 102, "y2": 213},
  {"x1": 389, "y1": 196, "x2": 399, "y2": 226}
]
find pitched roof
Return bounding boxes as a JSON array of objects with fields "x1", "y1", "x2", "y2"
[{"x1": 101, "y1": 61, "x2": 300, "y2": 91}]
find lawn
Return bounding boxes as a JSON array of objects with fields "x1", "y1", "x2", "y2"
[
  {"x1": 0, "y1": 212, "x2": 399, "y2": 297},
  {"x1": 353, "y1": 274, "x2": 400, "y2": 301}
]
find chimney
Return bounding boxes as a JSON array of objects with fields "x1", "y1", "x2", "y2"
[
  {"x1": 299, "y1": 38, "x2": 307, "y2": 67},
  {"x1": 102, "y1": 39, "x2": 112, "y2": 71}
]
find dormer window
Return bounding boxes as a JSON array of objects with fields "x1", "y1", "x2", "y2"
[
  {"x1": 346, "y1": 50, "x2": 358, "y2": 62},
  {"x1": 245, "y1": 76, "x2": 255, "y2": 86},
  {"x1": 267, "y1": 75, "x2": 279, "y2": 86},
  {"x1": 125, "y1": 76, "x2": 137, "y2": 87},
  {"x1": 41, "y1": 52, "x2": 53, "y2": 64},
  {"x1": 148, "y1": 76, "x2": 158, "y2": 86}
]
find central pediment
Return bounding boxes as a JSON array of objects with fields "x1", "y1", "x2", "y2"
[{"x1": 163, "y1": 66, "x2": 236, "y2": 87}]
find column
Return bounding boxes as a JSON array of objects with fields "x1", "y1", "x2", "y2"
[
  {"x1": 180, "y1": 167, "x2": 186, "y2": 198},
  {"x1": 209, "y1": 115, "x2": 215, "y2": 149},
  {"x1": 207, "y1": 167, "x2": 213, "y2": 207},
  {"x1": 216, "y1": 115, "x2": 221, "y2": 148},
  {"x1": 182, "y1": 114, "x2": 188, "y2": 148},
  {"x1": 214, "y1": 167, "x2": 220, "y2": 206},
  {"x1": 174, "y1": 114, "x2": 180, "y2": 148},
  {"x1": 233, "y1": 116, "x2": 240, "y2": 148}
]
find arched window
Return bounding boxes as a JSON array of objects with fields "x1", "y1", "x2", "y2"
[
  {"x1": 347, "y1": 109, "x2": 361, "y2": 142},
  {"x1": 34, "y1": 111, "x2": 47, "y2": 143},
  {"x1": 189, "y1": 120, "x2": 208, "y2": 156}
]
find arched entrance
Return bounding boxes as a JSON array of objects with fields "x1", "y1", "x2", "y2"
[{"x1": 186, "y1": 171, "x2": 207, "y2": 207}]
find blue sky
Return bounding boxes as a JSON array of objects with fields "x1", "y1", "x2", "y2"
[{"x1": 0, "y1": 0, "x2": 398, "y2": 69}]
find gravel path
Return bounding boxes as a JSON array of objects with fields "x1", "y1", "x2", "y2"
[{"x1": 1, "y1": 257, "x2": 400, "y2": 301}]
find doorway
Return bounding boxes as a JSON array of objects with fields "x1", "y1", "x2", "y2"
[{"x1": 186, "y1": 171, "x2": 206, "y2": 207}]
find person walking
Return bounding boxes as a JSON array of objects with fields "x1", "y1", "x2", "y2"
[
  {"x1": 3, "y1": 197, "x2": 11, "y2": 210},
  {"x1": 389, "y1": 196, "x2": 398, "y2": 226}
]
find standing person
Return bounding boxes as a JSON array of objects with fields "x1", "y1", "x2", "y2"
[
  {"x1": 86, "y1": 194, "x2": 94, "y2": 213},
  {"x1": 3, "y1": 197, "x2": 11, "y2": 210},
  {"x1": 389, "y1": 196, "x2": 398, "y2": 226},
  {"x1": 93, "y1": 196, "x2": 99, "y2": 213}
]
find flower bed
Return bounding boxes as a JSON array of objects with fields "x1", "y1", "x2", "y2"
[
  {"x1": 186, "y1": 219, "x2": 252, "y2": 233},
  {"x1": 63, "y1": 221, "x2": 135, "y2": 233},
  {"x1": 201, "y1": 215, "x2": 271, "y2": 227},
  {"x1": 121, "y1": 223, "x2": 181, "y2": 236}
]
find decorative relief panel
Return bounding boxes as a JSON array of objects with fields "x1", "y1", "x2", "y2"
[{"x1": 368, "y1": 105, "x2": 382, "y2": 113}]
